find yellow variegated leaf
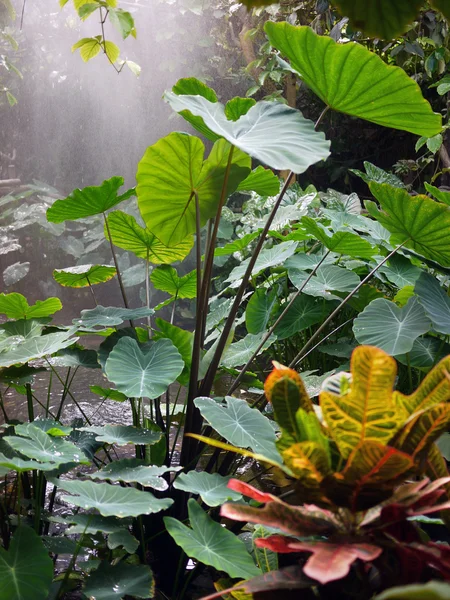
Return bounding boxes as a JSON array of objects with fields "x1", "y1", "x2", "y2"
[
  {"x1": 264, "y1": 362, "x2": 314, "y2": 440},
  {"x1": 323, "y1": 441, "x2": 415, "y2": 510},
  {"x1": 320, "y1": 346, "x2": 404, "y2": 458},
  {"x1": 282, "y1": 441, "x2": 330, "y2": 482},
  {"x1": 426, "y1": 443, "x2": 449, "y2": 480},
  {"x1": 390, "y1": 403, "x2": 450, "y2": 461},
  {"x1": 394, "y1": 356, "x2": 450, "y2": 415}
]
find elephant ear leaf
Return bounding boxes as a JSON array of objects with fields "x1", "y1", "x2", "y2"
[
  {"x1": 264, "y1": 23, "x2": 441, "y2": 137},
  {"x1": 320, "y1": 346, "x2": 404, "y2": 458},
  {"x1": 366, "y1": 183, "x2": 450, "y2": 267}
]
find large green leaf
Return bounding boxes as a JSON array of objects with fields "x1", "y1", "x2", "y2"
[
  {"x1": 289, "y1": 265, "x2": 360, "y2": 300},
  {"x1": 57, "y1": 478, "x2": 172, "y2": 517},
  {"x1": 153, "y1": 318, "x2": 193, "y2": 385},
  {"x1": 47, "y1": 177, "x2": 133, "y2": 223},
  {"x1": 274, "y1": 295, "x2": 331, "y2": 341},
  {"x1": 301, "y1": 218, "x2": 376, "y2": 259},
  {"x1": 106, "y1": 210, "x2": 193, "y2": 262},
  {"x1": 165, "y1": 92, "x2": 331, "y2": 173},
  {"x1": 265, "y1": 23, "x2": 441, "y2": 137},
  {"x1": 195, "y1": 396, "x2": 281, "y2": 463},
  {"x1": 0, "y1": 526, "x2": 53, "y2": 600},
  {"x1": 414, "y1": 272, "x2": 450, "y2": 335},
  {"x1": 246, "y1": 288, "x2": 278, "y2": 334},
  {"x1": 171, "y1": 77, "x2": 219, "y2": 140},
  {"x1": 4, "y1": 423, "x2": 89, "y2": 465},
  {"x1": 74, "y1": 305, "x2": 154, "y2": 328},
  {"x1": 150, "y1": 265, "x2": 196, "y2": 299},
  {"x1": 136, "y1": 133, "x2": 250, "y2": 246},
  {"x1": 88, "y1": 459, "x2": 180, "y2": 490},
  {"x1": 81, "y1": 424, "x2": 162, "y2": 446},
  {"x1": 425, "y1": 182, "x2": 450, "y2": 206},
  {"x1": 396, "y1": 336, "x2": 450, "y2": 369},
  {"x1": 366, "y1": 183, "x2": 450, "y2": 266},
  {"x1": 83, "y1": 562, "x2": 154, "y2": 600},
  {"x1": 164, "y1": 499, "x2": 260, "y2": 579},
  {"x1": 331, "y1": 0, "x2": 423, "y2": 39},
  {"x1": 227, "y1": 241, "x2": 298, "y2": 286},
  {"x1": 379, "y1": 255, "x2": 422, "y2": 288},
  {"x1": 353, "y1": 297, "x2": 430, "y2": 355},
  {"x1": 54, "y1": 264, "x2": 117, "y2": 287},
  {"x1": 50, "y1": 346, "x2": 100, "y2": 369},
  {"x1": 104, "y1": 337, "x2": 184, "y2": 398},
  {"x1": 0, "y1": 293, "x2": 62, "y2": 319},
  {"x1": 222, "y1": 333, "x2": 277, "y2": 368},
  {"x1": 173, "y1": 471, "x2": 242, "y2": 506},
  {"x1": 0, "y1": 319, "x2": 47, "y2": 339},
  {"x1": 237, "y1": 166, "x2": 280, "y2": 196},
  {"x1": 0, "y1": 453, "x2": 59, "y2": 473},
  {"x1": 0, "y1": 330, "x2": 78, "y2": 367}
]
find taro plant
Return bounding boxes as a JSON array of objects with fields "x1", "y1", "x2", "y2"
[
  {"x1": 1, "y1": 21, "x2": 450, "y2": 600},
  {"x1": 197, "y1": 345, "x2": 450, "y2": 598}
]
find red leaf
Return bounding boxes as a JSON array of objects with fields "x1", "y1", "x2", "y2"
[
  {"x1": 257, "y1": 538, "x2": 382, "y2": 584},
  {"x1": 227, "y1": 479, "x2": 274, "y2": 503}
]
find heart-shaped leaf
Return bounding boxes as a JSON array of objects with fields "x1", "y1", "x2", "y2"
[
  {"x1": 74, "y1": 305, "x2": 154, "y2": 328},
  {"x1": 301, "y1": 218, "x2": 376, "y2": 259},
  {"x1": 0, "y1": 526, "x2": 53, "y2": 600},
  {"x1": 153, "y1": 318, "x2": 193, "y2": 386},
  {"x1": 222, "y1": 333, "x2": 277, "y2": 368},
  {"x1": 0, "y1": 293, "x2": 62, "y2": 319},
  {"x1": 57, "y1": 478, "x2": 173, "y2": 517},
  {"x1": 227, "y1": 241, "x2": 298, "y2": 286},
  {"x1": 88, "y1": 458, "x2": 180, "y2": 490},
  {"x1": 4, "y1": 423, "x2": 89, "y2": 465},
  {"x1": 366, "y1": 183, "x2": 450, "y2": 267},
  {"x1": 47, "y1": 176, "x2": 134, "y2": 223},
  {"x1": 104, "y1": 337, "x2": 184, "y2": 398},
  {"x1": 54, "y1": 264, "x2": 117, "y2": 287},
  {"x1": 136, "y1": 133, "x2": 250, "y2": 246},
  {"x1": 165, "y1": 92, "x2": 331, "y2": 173},
  {"x1": 414, "y1": 272, "x2": 450, "y2": 335},
  {"x1": 237, "y1": 166, "x2": 280, "y2": 196},
  {"x1": 0, "y1": 330, "x2": 78, "y2": 368},
  {"x1": 289, "y1": 265, "x2": 360, "y2": 300},
  {"x1": 246, "y1": 288, "x2": 278, "y2": 335},
  {"x1": 195, "y1": 396, "x2": 281, "y2": 464},
  {"x1": 274, "y1": 295, "x2": 331, "y2": 341},
  {"x1": 353, "y1": 297, "x2": 430, "y2": 355},
  {"x1": 0, "y1": 453, "x2": 59, "y2": 473},
  {"x1": 83, "y1": 562, "x2": 154, "y2": 600},
  {"x1": 164, "y1": 499, "x2": 260, "y2": 580},
  {"x1": 80, "y1": 425, "x2": 162, "y2": 446},
  {"x1": 106, "y1": 210, "x2": 193, "y2": 262},
  {"x1": 265, "y1": 23, "x2": 441, "y2": 137},
  {"x1": 378, "y1": 255, "x2": 422, "y2": 288},
  {"x1": 173, "y1": 471, "x2": 242, "y2": 506},
  {"x1": 150, "y1": 265, "x2": 196, "y2": 299}
]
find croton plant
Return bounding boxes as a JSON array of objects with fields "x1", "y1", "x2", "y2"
[{"x1": 207, "y1": 346, "x2": 450, "y2": 597}]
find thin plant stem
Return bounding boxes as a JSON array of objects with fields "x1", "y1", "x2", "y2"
[
  {"x1": 227, "y1": 250, "x2": 331, "y2": 395},
  {"x1": 146, "y1": 249, "x2": 152, "y2": 332},
  {"x1": 45, "y1": 360, "x2": 91, "y2": 424},
  {"x1": 25, "y1": 383, "x2": 34, "y2": 422},
  {"x1": 85, "y1": 276, "x2": 98, "y2": 306},
  {"x1": 103, "y1": 212, "x2": 131, "y2": 313},
  {"x1": 170, "y1": 295, "x2": 177, "y2": 324},
  {"x1": 289, "y1": 242, "x2": 407, "y2": 368},
  {"x1": 45, "y1": 369, "x2": 53, "y2": 418}
]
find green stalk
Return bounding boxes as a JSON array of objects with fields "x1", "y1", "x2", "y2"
[{"x1": 103, "y1": 212, "x2": 132, "y2": 314}]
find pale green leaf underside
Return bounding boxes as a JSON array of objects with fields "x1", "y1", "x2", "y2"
[{"x1": 173, "y1": 471, "x2": 242, "y2": 506}]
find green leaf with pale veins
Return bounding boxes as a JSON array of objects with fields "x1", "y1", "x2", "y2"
[
  {"x1": 47, "y1": 176, "x2": 133, "y2": 223},
  {"x1": 265, "y1": 23, "x2": 441, "y2": 137},
  {"x1": 164, "y1": 499, "x2": 260, "y2": 579},
  {"x1": 136, "y1": 133, "x2": 250, "y2": 246},
  {"x1": 0, "y1": 526, "x2": 53, "y2": 600},
  {"x1": 274, "y1": 295, "x2": 331, "y2": 341},
  {"x1": 246, "y1": 288, "x2": 278, "y2": 334},
  {"x1": 195, "y1": 396, "x2": 281, "y2": 464},
  {"x1": 165, "y1": 92, "x2": 331, "y2": 173},
  {"x1": 74, "y1": 305, "x2": 154, "y2": 328},
  {"x1": 237, "y1": 166, "x2": 280, "y2": 196},
  {"x1": 301, "y1": 217, "x2": 376, "y2": 259},
  {"x1": 106, "y1": 210, "x2": 193, "y2": 262},
  {"x1": 104, "y1": 337, "x2": 184, "y2": 398},
  {"x1": 89, "y1": 459, "x2": 180, "y2": 490},
  {"x1": 57, "y1": 478, "x2": 173, "y2": 517},
  {"x1": 80, "y1": 424, "x2": 162, "y2": 446},
  {"x1": 353, "y1": 297, "x2": 430, "y2": 355},
  {"x1": 415, "y1": 272, "x2": 450, "y2": 335},
  {"x1": 150, "y1": 265, "x2": 197, "y2": 298},
  {"x1": 0, "y1": 330, "x2": 78, "y2": 368},
  {"x1": 173, "y1": 471, "x2": 242, "y2": 506},
  {"x1": 366, "y1": 183, "x2": 450, "y2": 266}
]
